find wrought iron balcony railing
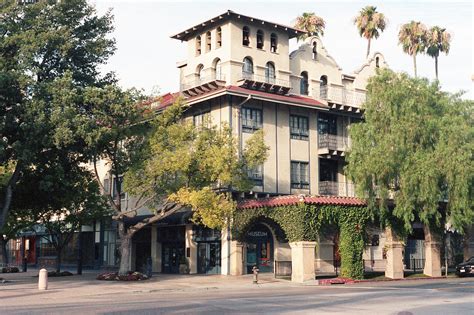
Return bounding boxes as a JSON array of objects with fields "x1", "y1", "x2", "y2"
[
  {"x1": 318, "y1": 133, "x2": 350, "y2": 151},
  {"x1": 319, "y1": 181, "x2": 356, "y2": 197}
]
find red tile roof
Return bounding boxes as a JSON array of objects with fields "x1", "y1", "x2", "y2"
[
  {"x1": 153, "y1": 86, "x2": 327, "y2": 111},
  {"x1": 237, "y1": 195, "x2": 366, "y2": 209}
]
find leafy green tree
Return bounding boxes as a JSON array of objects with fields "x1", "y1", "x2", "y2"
[
  {"x1": 346, "y1": 69, "x2": 474, "y2": 234},
  {"x1": 425, "y1": 26, "x2": 451, "y2": 80},
  {"x1": 398, "y1": 21, "x2": 427, "y2": 77},
  {"x1": 354, "y1": 5, "x2": 387, "y2": 59},
  {"x1": 0, "y1": 0, "x2": 115, "y2": 247},
  {"x1": 91, "y1": 96, "x2": 269, "y2": 275},
  {"x1": 293, "y1": 12, "x2": 326, "y2": 41}
]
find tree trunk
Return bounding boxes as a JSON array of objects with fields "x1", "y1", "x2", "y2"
[
  {"x1": 413, "y1": 54, "x2": 417, "y2": 77},
  {"x1": 0, "y1": 235, "x2": 8, "y2": 265},
  {"x1": 0, "y1": 165, "x2": 21, "y2": 231},
  {"x1": 118, "y1": 235, "x2": 132, "y2": 276},
  {"x1": 118, "y1": 220, "x2": 132, "y2": 276},
  {"x1": 56, "y1": 248, "x2": 62, "y2": 273},
  {"x1": 366, "y1": 38, "x2": 371, "y2": 59},
  {"x1": 435, "y1": 56, "x2": 438, "y2": 80}
]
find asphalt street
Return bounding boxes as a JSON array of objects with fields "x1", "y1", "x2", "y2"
[{"x1": 1, "y1": 274, "x2": 473, "y2": 314}]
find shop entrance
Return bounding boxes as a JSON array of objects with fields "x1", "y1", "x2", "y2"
[
  {"x1": 158, "y1": 226, "x2": 185, "y2": 274},
  {"x1": 246, "y1": 223, "x2": 274, "y2": 273},
  {"x1": 197, "y1": 242, "x2": 221, "y2": 274}
]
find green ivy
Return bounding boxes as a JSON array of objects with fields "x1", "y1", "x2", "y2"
[{"x1": 233, "y1": 203, "x2": 372, "y2": 279}]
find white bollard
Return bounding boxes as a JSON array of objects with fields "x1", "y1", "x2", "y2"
[{"x1": 38, "y1": 268, "x2": 48, "y2": 290}]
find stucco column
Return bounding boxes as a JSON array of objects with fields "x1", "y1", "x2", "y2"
[
  {"x1": 185, "y1": 224, "x2": 197, "y2": 274},
  {"x1": 151, "y1": 225, "x2": 161, "y2": 272},
  {"x1": 385, "y1": 227, "x2": 404, "y2": 279},
  {"x1": 230, "y1": 241, "x2": 244, "y2": 276},
  {"x1": 423, "y1": 225, "x2": 441, "y2": 277},
  {"x1": 290, "y1": 241, "x2": 316, "y2": 283}
]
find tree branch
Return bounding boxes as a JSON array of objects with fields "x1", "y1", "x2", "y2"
[{"x1": 127, "y1": 203, "x2": 182, "y2": 236}]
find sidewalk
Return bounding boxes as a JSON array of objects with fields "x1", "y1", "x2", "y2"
[{"x1": 0, "y1": 269, "x2": 298, "y2": 300}]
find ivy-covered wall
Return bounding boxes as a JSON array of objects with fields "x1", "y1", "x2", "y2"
[{"x1": 233, "y1": 203, "x2": 372, "y2": 279}]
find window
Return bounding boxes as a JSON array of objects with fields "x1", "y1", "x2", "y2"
[
  {"x1": 206, "y1": 31, "x2": 211, "y2": 52},
  {"x1": 291, "y1": 161, "x2": 309, "y2": 189},
  {"x1": 290, "y1": 115, "x2": 309, "y2": 140},
  {"x1": 265, "y1": 62, "x2": 275, "y2": 84},
  {"x1": 270, "y1": 33, "x2": 278, "y2": 53},
  {"x1": 243, "y1": 26, "x2": 250, "y2": 46},
  {"x1": 247, "y1": 165, "x2": 263, "y2": 186},
  {"x1": 242, "y1": 107, "x2": 262, "y2": 132},
  {"x1": 242, "y1": 57, "x2": 253, "y2": 78},
  {"x1": 300, "y1": 71, "x2": 309, "y2": 95},
  {"x1": 320, "y1": 75, "x2": 328, "y2": 99},
  {"x1": 319, "y1": 158, "x2": 338, "y2": 182},
  {"x1": 376, "y1": 56, "x2": 380, "y2": 68},
  {"x1": 214, "y1": 58, "x2": 222, "y2": 80},
  {"x1": 196, "y1": 35, "x2": 201, "y2": 55},
  {"x1": 216, "y1": 27, "x2": 222, "y2": 47},
  {"x1": 193, "y1": 111, "x2": 211, "y2": 127},
  {"x1": 196, "y1": 64, "x2": 204, "y2": 80},
  {"x1": 256, "y1": 30, "x2": 264, "y2": 49},
  {"x1": 112, "y1": 176, "x2": 126, "y2": 201},
  {"x1": 318, "y1": 113, "x2": 337, "y2": 135},
  {"x1": 312, "y1": 41, "x2": 317, "y2": 60}
]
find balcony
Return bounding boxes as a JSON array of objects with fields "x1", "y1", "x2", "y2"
[
  {"x1": 238, "y1": 72, "x2": 291, "y2": 95},
  {"x1": 318, "y1": 133, "x2": 349, "y2": 157},
  {"x1": 319, "y1": 181, "x2": 356, "y2": 197},
  {"x1": 180, "y1": 74, "x2": 226, "y2": 97},
  {"x1": 316, "y1": 85, "x2": 366, "y2": 112}
]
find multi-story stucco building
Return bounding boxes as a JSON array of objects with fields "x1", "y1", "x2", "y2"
[{"x1": 10, "y1": 10, "x2": 471, "y2": 280}]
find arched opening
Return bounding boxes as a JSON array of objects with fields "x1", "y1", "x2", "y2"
[
  {"x1": 196, "y1": 64, "x2": 204, "y2": 80},
  {"x1": 213, "y1": 58, "x2": 222, "y2": 80},
  {"x1": 270, "y1": 33, "x2": 278, "y2": 53},
  {"x1": 257, "y1": 30, "x2": 264, "y2": 49},
  {"x1": 206, "y1": 31, "x2": 211, "y2": 52},
  {"x1": 376, "y1": 56, "x2": 380, "y2": 68},
  {"x1": 196, "y1": 35, "x2": 201, "y2": 56},
  {"x1": 245, "y1": 223, "x2": 274, "y2": 273},
  {"x1": 265, "y1": 62, "x2": 275, "y2": 84},
  {"x1": 242, "y1": 26, "x2": 250, "y2": 46},
  {"x1": 242, "y1": 57, "x2": 253, "y2": 79},
  {"x1": 320, "y1": 75, "x2": 328, "y2": 99},
  {"x1": 312, "y1": 41, "x2": 317, "y2": 60},
  {"x1": 216, "y1": 27, "x2": 222, "y2": 48},
  {"x1": 300, "y1": 71, "x2": 309, "y2": 95}
]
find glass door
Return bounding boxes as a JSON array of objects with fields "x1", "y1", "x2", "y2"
[{"x1": 197, "y1": 242, "x2": 221, "y2": 274}]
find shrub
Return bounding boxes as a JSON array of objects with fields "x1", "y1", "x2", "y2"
[{"x1": 96, "y1": 271, "x2": 149, "y2": 281}]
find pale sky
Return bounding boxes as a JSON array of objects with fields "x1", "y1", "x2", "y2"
[{"x1": 92, "y1": 0, "x2": 473, "y2": 98}]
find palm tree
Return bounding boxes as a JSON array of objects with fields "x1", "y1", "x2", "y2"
[
  {"x1": 354, "y1": 6, "x2": 387, "y2": 59},
  {"x1": 294, "y1": 12, "x2": 326, "y2": 41},
  {"x1": 398, "y1": 21, "x2": 427, "y2": 77},
  {"x1": 425, "y1": 26, "x2": 451, "y2": 80}
]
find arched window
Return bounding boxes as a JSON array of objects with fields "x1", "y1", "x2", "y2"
[
  {"x1": 242, "y1": 57, "x2": 253, "y2": 79},
  {"x1": 270, "y1": 33, "x2": 278, "y2": 53},
  {"x1": 300, "y1": 71, "x2": 309, "y2": 95},
  {"x1": 243, "y1": 26, "x2": 250, "y2": 46},
  {"x1": 257, "y1": 30, "x2": 264, "y2": 49},
  {"x1": 375, "y1": 56, "x2": 380, "y2": 68},
  {"x1": 196, "y1": 64, "x2": 204, "y2": 80},
  {"x1": 196, "y1": 35, "x2": 201, "y2": 55},
  {"x1": 265, "y1": 62, "x2": 275, "y2": 84},
  {"x1": 214, "y1": 58, "x2": 222, "y2": 80},
  {"x1": 206, "y1": 31, "x2": 211, "y2": 52},
  {"x1": 216, "y1": 27, "x2": 222, "y2": 48},
  {"x1": 320, "y1": 75, "x2": 328, "y2": 99},
  {"x1": 312, "y1": 42, "x2": 317, "y2": 60}
]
